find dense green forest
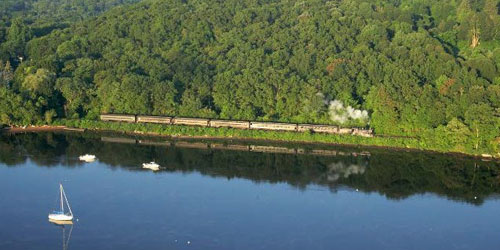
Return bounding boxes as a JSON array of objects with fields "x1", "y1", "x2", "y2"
[
  {"x1": 0, "y1": 0, "x2": 499, "y2": 154},
  {"x1": 0, "y1": 0, "x2": 141, "y2": 61}
]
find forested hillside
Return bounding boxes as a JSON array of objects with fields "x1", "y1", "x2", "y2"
[
  {"x1": 0, "y1": 0, "x2": 499, "y2": 154},
  {"x1": 0, "y1": 0, "x2": 141, "y2": 61}
]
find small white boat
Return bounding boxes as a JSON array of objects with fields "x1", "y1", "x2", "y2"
[
  {"x1": 79, "y1": 154, "x2": 96, "y2": 162},
  {"x1": 142, "y1": 162, "x2": 160, "y2": 171},
  {"x1": 48, "y1": 184, "x2": 74, "y2": 222}
]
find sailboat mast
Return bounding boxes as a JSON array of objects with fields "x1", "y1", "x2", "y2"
[
  {"x1": 61, "y1": 185, "x2": 73, "y2": 216},
  {"x1": 60, "y1": 183, "x2": 64, "y2": 213}
]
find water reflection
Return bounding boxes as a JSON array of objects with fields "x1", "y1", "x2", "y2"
[
  {"x1": 1, "y1": 131, "x2": 499, "y2": 205},
  {"x1": 49, "y1": 222, "x2": 73, "y2": 250},
  {"x1": 326, "y1": 162, "x2": 366, "y2": 182}
]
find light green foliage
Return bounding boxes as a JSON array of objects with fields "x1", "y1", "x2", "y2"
[
  {"x1": 44, "y1": 109, "x2": 56, "y2": 123},
  {"x1": 465, "y1": 103, "x2": 499, "y2": 151},
  {"x1": 0, "y1": 60, "x2": 14, "y2": 86},
  {"x1": 21, "y1": 68, "x2": 55, "y2": 96}
]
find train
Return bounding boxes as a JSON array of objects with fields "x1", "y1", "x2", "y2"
[{"x1": 100, "y1": 114, "x2": 373, "y2": 137}]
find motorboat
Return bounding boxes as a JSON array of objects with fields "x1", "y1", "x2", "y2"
[
  {"x1": 142, "y1": 162, "x2": 160, "y2": 171},
  {"x1": 48, "y1": 184, "x2": 74, "y2": 222},
  {"x1": 79, "y1": 154, "x2": 96, "y2": 162}
]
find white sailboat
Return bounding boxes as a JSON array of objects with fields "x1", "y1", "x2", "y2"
[{"x1": 48, "y1": 184, "x2": 74, "y2": 222}]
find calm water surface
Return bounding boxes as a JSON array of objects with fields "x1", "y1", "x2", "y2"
[{"x1": 0, "y1": 132, "x2": 499, "y2": 250}]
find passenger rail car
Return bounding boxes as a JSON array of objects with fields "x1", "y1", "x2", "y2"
[
  {"x1": 137, "y1": 115, "x2": 172, "y2": 124},
  {"x1": 172, "y1": 117, "x2": 210, "y2": 127},
  {"x1": 352, "y1": 128, "x2": 373, "y2": 137},
  {"x1": 297, "y1": 124, "x2": 338, "y2": 133},
  {"x1": 338, "y1": 128, "x2": 354, "y2": 134},
  {"x1": 250, "y1": 122, "x2": 298, "y2": 131},
  {"x1": 209, "y1": 120, "x2": 250, "y2": 129},
  {"x1": 100, "y1": 114, "x2": 136, "y2": 123}
]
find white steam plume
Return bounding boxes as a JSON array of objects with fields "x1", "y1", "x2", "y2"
[{"x1": 328, "y1": 99, "x2": 369, "y2": 124}]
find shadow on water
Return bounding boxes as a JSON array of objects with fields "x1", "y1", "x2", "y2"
[{"x1": 1, "y1": 131, "x2": 499, "y2": 206}]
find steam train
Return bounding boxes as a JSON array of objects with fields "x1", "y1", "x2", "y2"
[{"x1": 100, "y1": 114, "x2": 373, "y2": 137}]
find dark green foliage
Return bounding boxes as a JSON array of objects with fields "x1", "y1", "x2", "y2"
[
  {"x1": 0, "y1": 87, "x2": 41, "y2": 125},
  {"x1": 0, "y1": 60, "x2": 14, "y2": 86},
  {"x1": 0, "y1": 0, "x2": 142, "y2": 61},
  {"x1": 0, "y1": 0, "x2": 499, "y2": 155}
]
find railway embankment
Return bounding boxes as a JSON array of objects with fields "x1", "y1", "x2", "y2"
[
  {"x1": 14, "y1": 118, "x2": 492, "y2": 160},
  {"x1": 1, "y1": 114, "x2": 497, "y2": 160}
]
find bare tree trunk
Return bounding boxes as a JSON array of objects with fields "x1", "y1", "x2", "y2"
[
  {"x1": 475, "y1": 127, "x2": 479, "y2": 150},
  {"x1": 470, "y1": 21, "x2": 480, "y2": 48}
]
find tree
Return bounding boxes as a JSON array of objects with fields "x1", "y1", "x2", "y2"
[
  {"x1": 55, "y1": 77, "x2": 91, "y2": 118},
  {"x1": 0, "y1": 60, "x2": 3, "y2": 86},
  {"x1": 3, "y1": 61, "x2": 13, "y2": 85},
  {"x1": 470, "y1": 15, "x2": 480, "y2": 48},
  {"x1": 21, "y1": 68, "x2": 56, "y2": 97},
  {"x1": 44, "y1": 109, "x2": 56, "y2": 123},
  {"x1": 365, "y1": 86, "x2": 401, "y2": 135},
  {"x1": 482, "y1": 0, "x2": 500, "y2": 40},
  {"x1": 151, "y1": 81, "x2": 177, "y2": 115},
  {"x1": 457, "y1": 0, "x2": 473, "y2": 23},
  {"x1": 464, "y1": 103, "x2": 498, "y2": 150},
  {"x1": 444, "y1": 118, "x2": 472, "y2": 151},
  {"x1": 0, "y1": 87, "x2": 40, "y2": 125},
  {"x1": 457, "y1": 0, "x2": 474, "y2": 40},
  {"x1": 2, "y1": 18, "x2": 33, "y2": 59}
]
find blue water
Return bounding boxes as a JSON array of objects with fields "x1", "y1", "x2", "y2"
[{"x1": 0, "y1": 132, "x2": 499, "y2": 250}]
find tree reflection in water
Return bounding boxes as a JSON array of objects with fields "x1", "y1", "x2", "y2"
[{"x1": 1, "y1": 131, "x2": 499, "y2": 205}]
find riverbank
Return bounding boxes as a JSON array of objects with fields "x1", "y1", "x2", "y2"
[
  {"x1": 4, "y1": 125, "x2": 67, "y2": 133},
  {"x1": 59, "y1": 119, "x2": 500, "y2": 158},
  {"x1": 2, "y1": 120, "x2": 498, "y2": 159}
]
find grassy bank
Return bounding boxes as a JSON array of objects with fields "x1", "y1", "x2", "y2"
[{"x1": 50, "y1": 119, "x2": 499, "y2": 158}]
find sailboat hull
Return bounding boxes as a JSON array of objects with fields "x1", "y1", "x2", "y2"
[
  {"x1": 48, "y1": 213, "x2": 73, "y2": 221},
  {"x1": 49, "y1": 219, "x2": 74, "y2": 225}
]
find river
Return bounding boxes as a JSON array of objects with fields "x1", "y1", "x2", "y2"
[{"x1": 0, "y1": 131, "x2": 499, "y2": 250}]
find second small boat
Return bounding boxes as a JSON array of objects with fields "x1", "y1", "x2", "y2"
[
  {"x1": 142, "y1": 162, "x2": 160, "y2": 171},
  {"x1": 79, "y1": 154, "x2": 96, "y2": 162}
]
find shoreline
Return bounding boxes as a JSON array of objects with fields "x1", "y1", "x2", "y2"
[
  {"x1": 2, "y1": 124, "x2": 498, "y2": 161},
  {"x1": 4, "y1": 125, "x2": 67, "y2": 133},
  {"x1": 103, "y1": 130, "x2": 500, "y2": 161}
]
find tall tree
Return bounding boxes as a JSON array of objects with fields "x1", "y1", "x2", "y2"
[
  {"x1": 21, "y1": 68, "x2": 56, "y2": 97},
  {"x1": 3, "y1": 61, "x2": 13, "y2": 85},
  {"x1": 482, "y1": 0, "x2": 500, "y2": 40},
  {"x1": 2, "y1": 18, "x2": 33, "y2": 59}
]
